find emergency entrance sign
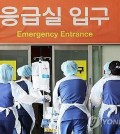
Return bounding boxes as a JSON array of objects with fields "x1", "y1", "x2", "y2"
[
  {"x1": 0, "y1": 0, "x2": 120, "y2": 43},
  {"x1": 74, "y1": 60, "x2": 87, "y2": 80}
]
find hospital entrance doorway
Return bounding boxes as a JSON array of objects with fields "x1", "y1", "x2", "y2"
[
  {"x1": 52, "y1": 45, "x2": 101, "y2": 134},
  {"x1": 31, "y1": 46, "x2": 52, "y2": 134}
]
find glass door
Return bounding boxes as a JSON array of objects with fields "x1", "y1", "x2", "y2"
[
  {"x1": 0, "y1": 45, "x2": 31, "y2": 80},
  {"x1": 52, "y1": 45, "x2": 90, "y2": 86}
]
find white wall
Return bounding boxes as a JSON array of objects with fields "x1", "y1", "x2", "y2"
[{"x1": 102, "y1": 45, "x2": 120, "y2": 66}]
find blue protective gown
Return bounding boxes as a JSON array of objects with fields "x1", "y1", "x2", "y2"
[
  {"x1": 53, "y1": 75, "x2": 88, "y2": 134},
  {"x1": 0, "y1": 80, "x2": 41, "y2": 134},
  {"x1": 16, "y1": 80, "x2": 32, "y2": 134},
  {"x1": 90, "y1": 75, "x2": 120, "y2": 134},
  {"x1": 14, "y1": 78, "x2": 44, "y2": 134},
  {"x1": 102, "y1": 80, "x2": 120, "y2": 134},
  {"x1": 0, "y1": 83, "x2": 15, "y2": 134}
]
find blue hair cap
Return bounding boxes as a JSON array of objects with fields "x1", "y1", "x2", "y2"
[
  {"x1": 17, "y1": 65, "x2": 32, "y2": 77},
  {"x1": 0, "y1": 64, "x2": 14, "y2": 83},
  {"x1": 103, "y1": 62, "x2": 111, "y2": 75},
  {"x1": 61, "y1": 61, "x2": 78, "y2": 76}
]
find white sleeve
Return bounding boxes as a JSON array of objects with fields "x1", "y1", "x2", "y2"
[
  {"x1": 90, "y1": 78, "x2": 104, "y2": 107},
  {"x1": 31, "y1": 90, "x2": 44, "y2": 104},
  {"x1": 11, "y1": 81, "x2": 37, "y2": 105},
  {"x1": 53, "y1": 81, "x2": 61, "y2": 113},
  {"x1": 25, "y1": 80, "x2": 44, "y2": 103},
  {"x1": 84, "y1": 86, "x2": 90, "y2": 105}
]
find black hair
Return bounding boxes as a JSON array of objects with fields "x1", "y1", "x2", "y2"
[{"x1": 109, "y1": 61, "x2": 120, "y2": 76}]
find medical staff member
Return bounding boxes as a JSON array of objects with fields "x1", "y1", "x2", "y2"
[
  {"x1": 53, "y1": 61, "x2": 90, "y2": 134},
  {"x1": 16, "y1": 65, "x2": 50, "y2": 134},
  {"x1": 90, "y1": 61, "x2": 120, "y2": 134},
  {"x1": 0, "y1": 64, "x2": 39, "y2": 134}
]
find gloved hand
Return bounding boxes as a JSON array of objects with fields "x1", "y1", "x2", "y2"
[
  {"x1": 41, "y1": 119, "x2": 50, "y2": 128},
  {"x1": 44, "y1": 95, "x2": 51, "y2": 102}
]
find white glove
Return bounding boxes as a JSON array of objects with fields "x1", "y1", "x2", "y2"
[{"x1": 44, "y1": 95, "x2": 51, "y2": 102}]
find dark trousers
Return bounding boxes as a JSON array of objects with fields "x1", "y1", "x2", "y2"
[
  {"x1": 102, "y1": 118, "x2": 120, "y2": 134},
  {"x1": 61, "y1": 119, "x2": 88, "y2": 134},
  {"x1": 18, "y1": 114, "x2": 33, "y2": 134},
  {"x1": 0, "y1": 111, "x2": 15, "y2": 134}
]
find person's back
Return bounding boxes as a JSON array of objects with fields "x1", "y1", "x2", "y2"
[
  {"x1": 53, "y1": 61, "x2": 89, "y2": 134},
  {"x1": 16, "y1": 65, "x2": 34, "y2": 134},
  {"x1": 59, "y1": 76, "x2": 86, "y2": 103},
  {"x1": 0, "y1": 82, "x2": 15, "y2": 134},
  {"x1": 90, "y1": 61, "x2": 120, "y2": 134},
  {"x1": 0, "y1": 83, "x2": 14, "y2": 108},
  {"x1": 0, "y1": 64, "x2": 38, "y2": 134},
  {"x1": 103, "y1": 79, "x2": 120, "y2": 105},
  {"x1": 17, "y1": 80, "x2": 31, "y2": 117},
  {"x1": 58, "y1": 75, "x2": 88, "y2": 121},
  {"x1": 17, "y1": 80, "x2": 29, "y2": 94},
  {"x1": 15, "y1": 65, "x2": 51, "y2": 134}
]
